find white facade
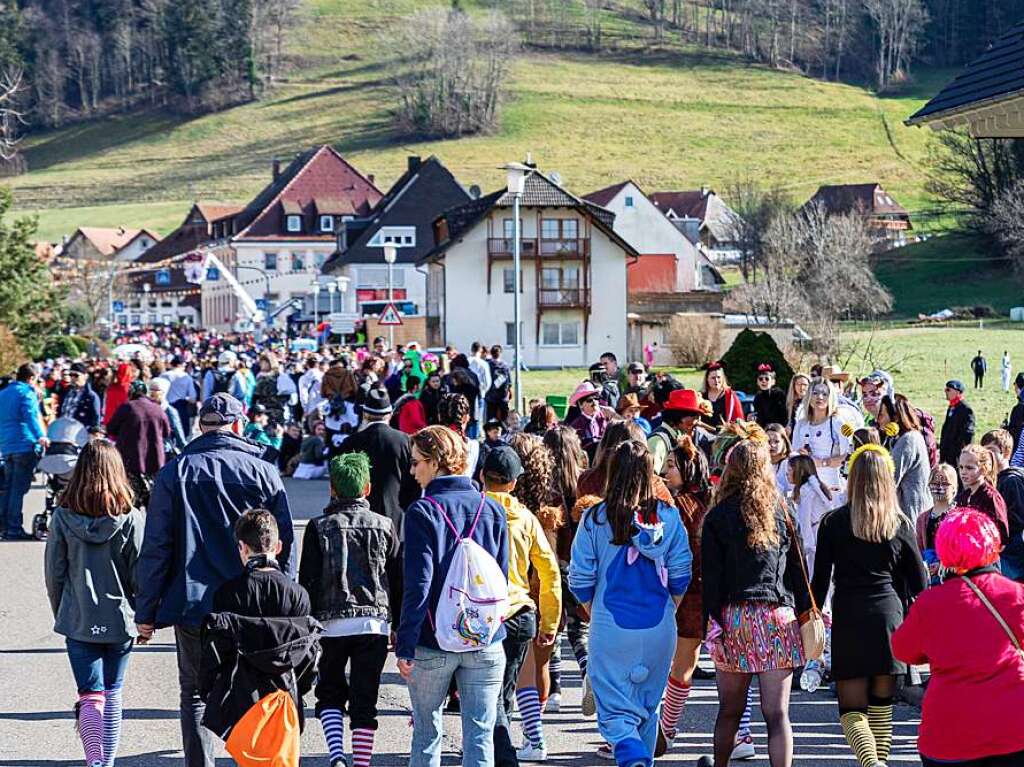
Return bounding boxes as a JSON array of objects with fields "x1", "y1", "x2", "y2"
[
  {"x1": 432, "y1": 208, "x2": 628, "y2": 368},
  {"x1": 596, "y1": 182, "x2": 707, "y2": 291},
  {"x1": 120, "y1": 293, "x2": 199, "y2": 327},
  {"x1": 330, "y1": 261, "x2": 427, "y2": 316}
]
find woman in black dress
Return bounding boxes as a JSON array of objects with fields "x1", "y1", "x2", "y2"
[{"x1": 811, "y1": 444, "x2": 927, "y2": 767}]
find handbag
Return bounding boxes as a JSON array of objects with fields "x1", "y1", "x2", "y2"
[
  {"x1": 782, "y1": 505, "x2": 826, "y2": 661},
  {"x1": 961, "y1": 576, "x2": 1024, "y2": 660}
]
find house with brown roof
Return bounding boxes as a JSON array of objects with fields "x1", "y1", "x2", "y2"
[
  {"x1": 804, "y1": 183, "x2": 913, "y2": 247},
  {"x1": 63, "y1": 227, "x2": 160, "y2": 262},
  {"x1": 200, "y1": 146, "x2": 383, "y2": 330},
  {"x1": 421, "y1": 161, "x2": 638, "y2": 367},
  {"x1": 122, "y1": 202, "x2": 243, "y2": 327},
  {"x1": 648, "y1": 187, "x2": 742, "y2": 264}
]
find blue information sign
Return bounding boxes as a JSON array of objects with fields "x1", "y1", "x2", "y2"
[
  {"x1": 206, "y1": 267, "x2": 220, "y2": 281},
  {"x1": 155, "y1": 268, "x2": 171, "y2": 286},
  {"x1": 112, "y1": 300, "x2": 125, "y2": 313}
]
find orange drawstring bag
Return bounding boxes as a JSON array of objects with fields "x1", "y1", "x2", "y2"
[{"x1": 225, "y1": 690, "x2": 300, "y2": 767}]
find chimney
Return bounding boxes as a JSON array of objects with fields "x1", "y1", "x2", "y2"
[
  {"x1": 408, "y1": 156, "x2": 422, "y2": 172},
  {"x1": 524, "y1": 151, "x2": 536, "y2": 169},
  {"x1": 368, "y1": 174, "x2": 375, "y2": 185},
  {"x1": 272, "y1": 157, "x2": 281, "y2": 180},
  {"x1": 337, "y1": 219, "x2": 349, "y2": 253},
  {"x1": 701, "y1": 184, "x2": 710, "y2": 197}
]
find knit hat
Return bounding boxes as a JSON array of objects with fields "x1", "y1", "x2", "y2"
[{"x1": 935, "y1": 507, "x2": 1002, "y2": 574}]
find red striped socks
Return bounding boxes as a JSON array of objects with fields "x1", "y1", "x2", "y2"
[
  {"x1": 352, "y1": 727, "x2": 375, "y2": 767},
  {"x1": 78, "y1": 692, "x2": 105, "y2": 766},
  {"x1": 660, "y1": 676, "x2": 691, "y2": 740}
]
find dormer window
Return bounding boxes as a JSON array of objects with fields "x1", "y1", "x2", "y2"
[
  {"x1": 319, "y1": 215, "x2": 335, "y2": 233},
  {"x1": 286, "y1": 215, "x2": 302, "y2": 233}
]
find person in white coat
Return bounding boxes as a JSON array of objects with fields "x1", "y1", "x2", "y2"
[
  {"x1": 1002, "y1": 351, "x2": 1013, "y2": 393},
  {"x1": 787, "y1": 454, "x2": 834, "y2": 571}
]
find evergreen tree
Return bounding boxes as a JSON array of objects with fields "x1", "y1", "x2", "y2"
[
  {"x1": 0, "y1": 187, "x2": 64, "y2": 357},
  {"x1": 163, "y1": 0, "x2": 222, "y2": 108}
]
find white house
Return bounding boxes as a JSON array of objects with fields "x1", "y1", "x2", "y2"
[
  {"x1": 422, "y1": 165, "x2": 638, "y2": 368},
  {"x1": 649, "y1": 187, "x2": 743, "y2": 264},
  {"x1": 583, "y1": 180, "x2": 722, "y2": 292}
]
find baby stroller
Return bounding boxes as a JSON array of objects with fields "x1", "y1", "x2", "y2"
[{"x1": 33, "y1": 417, "x2": 88, "y2": 540}]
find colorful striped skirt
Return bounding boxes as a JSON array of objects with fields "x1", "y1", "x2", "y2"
[{"x1": 709, "y1": 601, "x2": 805, "y2": 673}]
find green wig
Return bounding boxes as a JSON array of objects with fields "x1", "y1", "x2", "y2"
[{"x1": 330, "y1": 452, "x2": 371, "y2": 499}]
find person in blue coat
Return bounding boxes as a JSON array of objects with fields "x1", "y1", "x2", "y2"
[
  {"x1": 0, "y1": 363, "x2": 46, "y2": 539},
  {"x1": 134, "y1": 392, "x2": 294, "y2": 767},
  {"x1": 570, "y1": 440, "x2": 692, "y2": 767}
]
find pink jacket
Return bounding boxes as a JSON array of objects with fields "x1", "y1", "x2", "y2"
[{"x1": 892, "y1": 571, "x2": 1024, "y2": 761}]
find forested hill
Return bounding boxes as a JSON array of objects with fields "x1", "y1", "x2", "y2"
[{"x1": 1, "y1": 0, "x2": 1020, "y2": 240}]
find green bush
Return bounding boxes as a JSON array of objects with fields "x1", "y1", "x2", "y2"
[
  {"x1": 41, "y1": 336, "x2": 81, "y2": 360},
  {"x1": 69, "y1": 335, "x2": 90, "y2": 354},
  {"x1": 719, "y1": 329, "x2": 794, "y2": 395}
]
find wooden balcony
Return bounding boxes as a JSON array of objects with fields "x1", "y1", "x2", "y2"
[
  {"x1": 537, "y1": 287, "x2": 591, "y2": 309},
  {"x1": 487, "y1": 238, "x2": 590, "y2": 259}
]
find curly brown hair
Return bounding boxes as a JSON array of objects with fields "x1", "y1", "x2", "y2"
[
  {"x1": 714, "y1": 434, "x2": 781, "y2": 550},
  {"x1": 507, "y1": 432, "x2": 555, "y2": 514},
  {"x1": 411, "y1": 425, "x2": 468, "y2": 476},
  {"x1": 543, "y1": 425, "x2": 586, "y2": 514}
]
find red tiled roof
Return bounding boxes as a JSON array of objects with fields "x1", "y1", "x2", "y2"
[
  {"x1": 583, "y1": 181, "x2": 630, "y2": 208},
  {"x1": 649, "y1": 191, "x2": 710, "y2": 220},
  {"x1": 234, "y1": 146, "x2": 383, "y2": 240},
  {"x1": 72, "y1": 227, "x2": 161, "y2": 256},
  {"x1": 314, "y1": 197, "x2": 356, "y2": 215},
  {"x1": 194, "y1": 203, "x2": 243, "y2": 223}
]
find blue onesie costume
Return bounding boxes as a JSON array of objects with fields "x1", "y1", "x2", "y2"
[{"x1": 569, "y1": 501, "x2": 692, "y2": 767}]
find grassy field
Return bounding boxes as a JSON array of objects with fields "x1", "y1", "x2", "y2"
[
  {"x1": 520, "y1": 323, "x2": 1024, "y2": 435},
  {"x1": 874, "y1": 234, "x2": 1019, "y2": 319},
  {"x1": 7, "y1": 0, "x2": 951, "y2": 242}
]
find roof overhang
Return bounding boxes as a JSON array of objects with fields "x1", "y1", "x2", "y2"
[{"x1": 906, "y1": 89, "x2": 1024, "y2": 137}]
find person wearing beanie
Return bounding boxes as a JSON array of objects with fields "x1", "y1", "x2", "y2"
[
  {"x1": 300, "y1": 453, "x2": 398, "y2": 767},
  {"x1": 893, "y1": 509, "x2": 1024, "y2": 767}
]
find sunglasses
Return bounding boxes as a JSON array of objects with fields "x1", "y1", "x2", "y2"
[{"x1": 580, "y1": 397, "x2": 598, "y2": 405}]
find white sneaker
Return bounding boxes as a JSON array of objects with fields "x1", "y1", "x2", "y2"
[
  {"x1": 581, "y1": 674, "x2": 596, "y2": 717},
  {"x1": 731, "y1": 734, "x2": 756, "y2": 760},
  {"x1": 544, "y1": 692, "x2": 561, "y2": 713},
  {"x1": 517, "y1": 742, "x2": 548, "y2": 762}
]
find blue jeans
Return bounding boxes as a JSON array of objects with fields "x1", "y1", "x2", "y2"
[
  {"x1": 1, "y1": 451, "x2": 38, "y2": 536},
  {"x1": 65, "y1": 638, "x2": 133, "y2": 694},
  {"x1": 408, "y1": 642, "x2": 505, "y2": 767}
]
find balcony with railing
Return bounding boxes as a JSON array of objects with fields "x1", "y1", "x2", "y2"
[
  {"x1": 487, "y1": 238, "x2": 590, "y2": 259},
  {"x1": 537, "y1": 287, "x2": 591, "y2": 309}
]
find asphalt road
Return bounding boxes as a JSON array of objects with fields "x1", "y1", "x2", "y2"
[{"x1": 0, "y1": 478, "x2": 923, "y2": 766}]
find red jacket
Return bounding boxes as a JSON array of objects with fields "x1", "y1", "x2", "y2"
[
  {"x1": 892, "y1": 571, "x2": 1024, "y2": 761},
  {"x1": 397, "y1": 398, "x2": 427, "y2": 435}
]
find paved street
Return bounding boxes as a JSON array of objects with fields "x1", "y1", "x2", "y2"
[{"x1": 0, "y1": 478, "x2": 923, "y2": 766}]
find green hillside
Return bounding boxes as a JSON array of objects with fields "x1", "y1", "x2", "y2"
[{"x1": 8, "y1": 0, "x2": 951, "y2": 243}]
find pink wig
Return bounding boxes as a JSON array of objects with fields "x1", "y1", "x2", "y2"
[{"x1": 935, "y1": 507, "x2": 1002, "y2": 574}]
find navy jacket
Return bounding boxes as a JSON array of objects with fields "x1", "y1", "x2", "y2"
[
  {"x1": 396, "y1": 475, "x2": 508, "y2": 660},
  {"x1": 135, "y1": 430, "x2": 295, "y2": 628}
]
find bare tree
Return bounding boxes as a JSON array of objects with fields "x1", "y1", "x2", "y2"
[
  {"x1": 384, "y1": 8, "x2": 519, "y2": 139},
  {"x1": 988, "y1": 180, "x2": 1024, "y2": 279},
  {"x1": 864, "y1": 0, "x2": 928, "y2": 90},
  {"x1": 724, "y1": 180, "x2": 793, "y2": 281},
  {"x1": 0, "y1": 69, "x2": 25, "y2": 162}
]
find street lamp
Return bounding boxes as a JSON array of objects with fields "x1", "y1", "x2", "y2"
[
  {"x1": 500, "y1": 161, "x2": 530, "y2": 413},
  {"x1": 383, "y1": 245, "x2": 397, "y2": 351},
  {"x1": 326, "y1": 280, "x2": 337, "y2": 315},
  {"x1": 312, "y1": 282, "x2": 321, "y2": 340}
]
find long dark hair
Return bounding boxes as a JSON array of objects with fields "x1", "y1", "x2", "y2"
[
  {"x1": 669, "y1": 435, "x2": 711, "y2": 506},
  {"x1": 590, "y1": 420, "x2": 646, "y2": 480},
  {"x1": 543, "y1": 425, "x2": 586, "y2": 512},
  {"x1": 602, "y1": 440, "x2": 658, "y2": 545},
  {"x1": 61, "y1": 441, "x2": 134, "y2": 518}
]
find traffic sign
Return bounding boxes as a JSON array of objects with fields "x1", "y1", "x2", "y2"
[
  {"x1": 206, "y1": 267, "x2": 220, "y2": 281},
  {"x1": 377, "y1": 303, "x2": 403, "y2": 326},
  {"x1": 155, "y1": 268, "x2": 171, "y2": 286},
  {"x1": 255, "y1": 298, "x2": 269, "y2": 311},
  {"x1": 328, "y1": 312, "x2": 359, "y2": 334},
  {"x1": 112, "y1": 300, "x2": 125, "y2": 313}
]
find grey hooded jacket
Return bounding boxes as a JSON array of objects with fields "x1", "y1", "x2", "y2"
[{"x1": 44, "y1": 506, "x2": 145, "y2": 643}]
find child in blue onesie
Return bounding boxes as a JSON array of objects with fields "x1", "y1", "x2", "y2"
[{"x1": 569, "y1": 441, "x2": 692, "y2": 767}]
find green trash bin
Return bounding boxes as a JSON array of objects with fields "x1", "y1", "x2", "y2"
[{"x1": 546, "y1": 394, "x2": 568, "y2": 420}]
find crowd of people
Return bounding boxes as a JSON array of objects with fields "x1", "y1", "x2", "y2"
[{"x1": 3, "y1": 324, "x2": 1024, "y2": 767}]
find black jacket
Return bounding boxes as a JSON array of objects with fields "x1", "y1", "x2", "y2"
[
  {"x1": 753, "y1": 387, "x2": 788, "y2": 429},
  {"x1": 701, "y1": 495, "x2": 811, "y2": 633},
  {"x1": 338, "y1": 421, "x2": 420, "y2": 536},
  {"x1": 59, "y1": 383, "x2": 101, "y2": 429},
  {"x1": 299, "y1": 497, "x2": 398, "y2": 623},
  {"x1": 939, "y1": 399, "x2": 975, "y2": 466},
  {"x1": 200, "y1": 563, "x2": 319, "y2": 739},
  {"x1": 1006, "y1": 398, "x2": 1024, "y2": 453}
]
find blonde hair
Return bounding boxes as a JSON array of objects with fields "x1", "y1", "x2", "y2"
[
  {"x1": 715, "y1": 436, "x2": 781, "y2": 550},
  {"x1": 929, "y1": 463, "x2": 958, "y2": 505},
  {"x1": 411, "y1": 425, "x2": 467, "y2": 476},
  {"x1": 848, "y1": 448, "x2": 901, "y2": 542},
  {"x1": 960, "y1": 444, "x2": 998, "y2": 485},
  {"x1": 786, "y1": 373, "x2": 810, "y2": 420},
  {"x1": 799, "y1": 376, "x2": 837, "y2": 423}
]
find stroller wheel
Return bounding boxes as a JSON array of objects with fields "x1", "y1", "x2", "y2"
[{"x1": 32, "y1": 514, "x2": 48, "y2": 541}]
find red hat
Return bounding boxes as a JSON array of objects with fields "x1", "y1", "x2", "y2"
[{"x1": 663, "y1": 388, "x2": 705, "y2": 416}]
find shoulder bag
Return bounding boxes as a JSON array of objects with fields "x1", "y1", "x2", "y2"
[
  {"x1": 962, "y1": 576, "x2": 1024, "y2": 660},
  {"x1": 782, "y1": 506, "x2": 826, "y2": 661}
]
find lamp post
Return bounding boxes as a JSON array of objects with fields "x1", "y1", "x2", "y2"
[
  {"x1": 326, "y1": 281, "x2": 337, "y2": 315},
  {"x1": 500, "y1": 162, "x2": 530, "y2": 413},
  {"x1": 383, "y1": 245, "x2": 397, "y2": 351},
  {"x1": 312, "y1": 282, "x2": 321, "y2": 339}
]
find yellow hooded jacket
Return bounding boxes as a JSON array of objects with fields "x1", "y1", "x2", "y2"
[{"x1": 486, "y1": 491, "x2": 563, "y2": 636}]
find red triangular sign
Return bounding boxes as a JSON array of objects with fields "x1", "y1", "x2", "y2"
[{"x1": 378, "y1": 303, "x2": 403, "y2": 326}]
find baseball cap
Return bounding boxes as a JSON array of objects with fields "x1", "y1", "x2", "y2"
[
  {"x1": 483, "y1": 445, "x2": 523, "y2": 483},
  {"x1": 946, "y1": 379, "x2": 966, "y2": 393},
  {"x1": 69, "y1": 362, "x2": 88, "y2": 374},
  {"x1": 217, "y1": 350, "x2": 238, "y2": 367},
  {"x1": 199, "y1": 393, "x2": 246, "y2": 426},
  {"x1": 628, "y1": 362, "x2": 645, "y2": 374}
]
